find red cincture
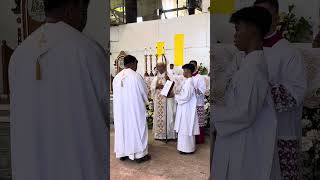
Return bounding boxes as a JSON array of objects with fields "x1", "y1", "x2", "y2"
[
  {"x1": 263, "y1": 32, "x2": 283, "y2": 47},
  {"x1": 192, "y1": 71, "x2": 199, "y2": 77}
]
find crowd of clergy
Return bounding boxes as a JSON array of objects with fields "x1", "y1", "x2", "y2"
[
  {"x1": 7, "y1": 0, "x2": 308, "y2": 179},
  {"x1": 113, "y1": 0, "x2": 307, "y2": 179},
  {"x1": 113, "y1": 55, "x2": 208, "y2": 163}
]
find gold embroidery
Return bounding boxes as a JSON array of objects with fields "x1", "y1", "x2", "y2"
[{"x1": 153, "y1": 77, "x2": 167, "y2": 138}]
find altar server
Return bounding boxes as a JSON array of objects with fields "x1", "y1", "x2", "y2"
[
  {"x1": 211, "y1": 7, "x2": 281, "y2": 180},
  {"x1": 151, "y1": 61, "x2": 177, "y2": 140},
  {"x1": 190, "y1": 60, "x2": 207, "y2": 144},
  {"x1": 254, "y1": 1, "x2": 307, "y2": 179},
  {"x1": 174, "y1": 64, "x2": 199, "y2": 154},
  {"x1": 9, "y1": 0, "x2": 109, "y2": 179}
]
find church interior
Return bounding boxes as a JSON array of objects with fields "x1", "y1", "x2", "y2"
[{"x1": 0, "y1": 0, "x2": 320, "y2": 179}]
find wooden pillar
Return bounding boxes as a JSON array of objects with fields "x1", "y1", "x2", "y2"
[
  {"x1": 144, "y1": 55, "x2": 149, "y2": 77},
  {"x1": 125, "y1": 0, "x2": 137, "y2": 23},
  {"x1": 1, "y1": 41, "x2": 13, "y2": 96},
  {"x1": 312, "y1": 29, "x2": 320, "y2": 48},
  {"x1": 149, "y1": 54, "x2": 154, "y2": 76}
]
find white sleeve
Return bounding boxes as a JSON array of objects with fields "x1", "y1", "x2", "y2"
[
  {"x1": 137, "y1": 75, "x2": 148, "y2": 103},
  {"x1": 214, "y1": 66, "x2": 268, "y2": 137},
  {"x1": 198, "y1": 76, "x2": 207, "y2": 94},
  {"x1": 282, "y1": 50, "x2": 307, "y2": 105},
  {"x1": 175, "y1": 82, "x2": 194, "y2": 105},
  {"x1": 224, "y1": 53, "x2": 242, "y2": 91},
  {"x1": 83, "y1": 43, "x2": 108, "y2": 119}
]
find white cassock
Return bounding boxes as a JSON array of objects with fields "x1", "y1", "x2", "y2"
[
  {"x1": 263, "y1": 38, "x2": 307, "y2": 140},
  {"x1": 263, "y1": 37, "x2": 307, "y2": 178},
  {"x1": 113, "y1": 68, "x2": 149, "y2": 160},
  {"x1": 167, "y1": 68, "x2": 181, "y2": 77},
  {"x1": 174, "y1": 78, "x2": 200, "y2": 153},
  {"x1": 9, "y1": 22, "x2": 108, "y2": 180},
  {"x1": 150, "y1": 72, "x2": 177, "y2": 139},
  {"x1": 193, "y1": 74, "x2": 207, "y2": 105},
  {"x1": 192, "y1": 73, "x2": 207, "y2": 126},
  {"x1": 211, "y1": 51, "x2": 281, "y2": 180},
  {"x1": 167, "y1": 68, "x2": 175, "y2": 77}
]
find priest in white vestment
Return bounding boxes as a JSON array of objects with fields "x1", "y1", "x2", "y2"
[
  {"x1": 211, "y1": 7, "x2": 281, "y2": 180},
  {"x1": 167, "y1": 63, "x2": 180, "y2": 77},
  {"x1": 151, "y1": 62, "x2": 177, "y2": 140},
  {"x1": 113, "y1": 55, "x2": 151, "y2": 163},
  {"x1": 174, "y1": 64, "x2": 199, "y2": 154},
  {"x1": 9, "y1": 1, "x2": 109, "y2": 179},
  {"x1": 190, "y1": 60, "x2": 207, "y2": 144},
  {"x1": 254, "y1": 1, "x2": 307, "y2": 178}
]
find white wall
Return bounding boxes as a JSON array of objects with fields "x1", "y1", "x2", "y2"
[
  {"x1": 110, "y1": 13, "x2": 211, "y2": 75},
  {"x1": 0, "y1": 0, "x2": 108, "y2": 48}
]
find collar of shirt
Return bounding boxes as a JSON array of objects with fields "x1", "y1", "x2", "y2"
[
  {"x1": 263, "y1": 31, "x2": 283, "y2": 47},
  {"x1": 192, "y1": 71, "x2": 199, "y2": 77}
]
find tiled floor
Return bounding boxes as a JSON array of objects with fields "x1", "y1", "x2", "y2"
[{"x1": 110, "y1": 128, "x2": 210, "y2": 180}]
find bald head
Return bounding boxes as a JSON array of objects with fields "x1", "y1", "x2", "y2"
[{"x1": 157, "y1": 63, "x2": 166, "y2": 74}]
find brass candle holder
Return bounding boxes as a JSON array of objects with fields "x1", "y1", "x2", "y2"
[
  {"x1": 144, "y1": 54, "x2": 149, "y2": 76},
  {"x1": 149, "y1": 54, "x2": 154, "y2": 76}
]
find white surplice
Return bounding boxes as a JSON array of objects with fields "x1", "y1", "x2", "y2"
[
  {"x1": 150, "y1": 73, "x2": 177, "y2": 139},
  {"x1": 263, "y1": 39, "x2": 307, "y2": 140},
  {"x1": 212, "y1": 51, "x2": 280, "y2": 180},
  {"x1": 113, "y1": 68, "x2": 149, "y2": 160},
  {"x1": 9, "y1": 22, "x2": 108, "y2": 180},
  {"x1": 192, "y1": 74, "x2": 207, "y2": 106},
  {"x1": 167, "y1": 68, "x2": 176, "y2": 77},
  {"x1": 174, "y1": 78, "x2": 200, "y2": 153}
]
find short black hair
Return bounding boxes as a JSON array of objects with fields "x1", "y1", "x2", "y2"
[
  {"x1": 124, "y1": 55, "x2": 138, "y2": 65},
  {"x1": 44, "y1": 0, "x2": 90, "y2": 14},
  {"x1": 254, "y1": 0, "x2": 279, "y2": 13},
  {"x1": 189, "y1": 60, "x2": 197, "y2": 66},
  {"x1": 182, "y1": 64, "x2": 195, "y2": 73},
  {"x1": 230, "y1": 6, "x2": 272, "y2": 38}
]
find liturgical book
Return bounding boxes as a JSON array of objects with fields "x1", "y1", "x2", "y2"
[{"x1": 161, "y1": 80, "x2": 175, "y2": 97}]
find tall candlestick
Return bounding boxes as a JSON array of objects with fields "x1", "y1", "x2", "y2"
[
  {"x1": 144, "y1": 47, "x2": 148, "y2": 56},
  {"x1": 144, "y1": 54, "x2": 149, "y2": 76},
  {"x1": 150, "y1": 54, "x2": 154, "y2": 76}
]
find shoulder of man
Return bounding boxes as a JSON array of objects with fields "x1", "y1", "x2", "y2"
[
  {"x1": 70, "y1": 33, "x2": 106, "y2": 58},
  {"x1": 275, "y1": 39, "x2": 301, "y2": 59}
]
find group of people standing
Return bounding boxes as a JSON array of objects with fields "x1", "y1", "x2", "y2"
[
  {"x1": 151, "y1": 60, "x2": 208, "y2": 151},
  {"x1": 211, "y1": 0, "x2": 307, "y2": 179},
  {"x1": 112, "y1": 56, "x2": 208, "y2": 163},
  {"x1": 6, "y1": 0, "x2": 308, "y2": 179}
]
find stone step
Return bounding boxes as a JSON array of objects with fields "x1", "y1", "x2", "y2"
[
  {"x1": 0, "y1": 111, "x2": 10, "y2": 116},
  {"x1": 0, "y1": 104, "x2": 9, "y2": 111},
  {"x1": 0, "y1": 110, "x2": 10, "y2": 123},
  {"x1": 0, "y1": 96, "x2": 10, "y2": 104},
  {"x1": 0, "y1": 116, "x2": 9, "y2": 123}
]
